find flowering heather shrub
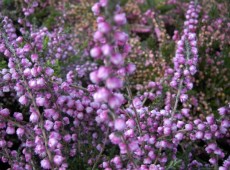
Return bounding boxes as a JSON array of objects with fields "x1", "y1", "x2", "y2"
[{"x1": 0, "y1": 0, "x2": 229, "y2": 170}]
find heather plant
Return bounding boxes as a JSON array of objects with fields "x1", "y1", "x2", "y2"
[{"x1": 0, "y1": 0, "x2": 229, "y2": 170}]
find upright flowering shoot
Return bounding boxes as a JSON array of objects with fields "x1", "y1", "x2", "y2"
[
  {"x1": 90, "y1": 1, "x2": 135, "y2": 109},
  {"x1": 170, "y1": 0, "x2": 201, "y2": 118},
  {"x1": 90, "y1": 1, "x2": 139, "y2": 169}
]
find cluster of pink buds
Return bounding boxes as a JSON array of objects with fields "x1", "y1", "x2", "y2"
[
  {"x1": 169, "y1": 1, "x2": 201, "y2": 118},
  {"x1": 90, "y1": 0, "x2": 135, "y2": 109},
  {"x1": 22, "y1": 0, "x2": 39, "y2": 16},
  {"x1": 0, "y1": 15, "x2": 81, "y2": 170}
]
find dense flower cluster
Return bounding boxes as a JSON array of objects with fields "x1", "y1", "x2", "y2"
[{"x1": 0, "y1": 0, "x2": 229, "y2": 169}]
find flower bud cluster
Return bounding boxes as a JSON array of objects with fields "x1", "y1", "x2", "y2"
[
  {"x1": 169, "y1": 1, "x2": 201, "y2": 118},
  {"x1": 90, "y1": 1, "x2": 135, "y2": 109},
  {"x1": 0, "y1": 15, "x2": 85, "y2": 170}
]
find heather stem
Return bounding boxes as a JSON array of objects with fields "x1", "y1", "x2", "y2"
[
  {"x1": 92, "y1": 128, "x2": 109, "y2": 170},
  {"x1": 171, "y1": 39, "x2": 191, "y2": 119},
  {"x1": 109, "y1": 109, "x2": 137, "y2": 168},
  {"x1": 171, "y1": 78, "x2": 183, "y2": 118},
  {"x1": 126, "y1": 85, "x2": 143, "y2": 135}
]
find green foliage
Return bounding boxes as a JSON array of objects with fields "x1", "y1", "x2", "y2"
[
  {"x1": 161, "y1": 41, "x2": 175, "y2": 63},
  {"x1": 68, "y1": 156, "x2": 89, "y2": 170},
  {"x1": 166, "y1": 158, "x2": 182, "y2": 170},
  {"x1": 222, "y1": 45, "x2": 230, "y2": 67},
  {"x1": 45, "y1": 60, "x2": 61, "y2": 77},
  {"x1": 0, "y1": 56, "x2": 7, "y2": 70},
  {"x1": 29, "y1": 6, "x2": 61, "y2": 29},
  {"x1": 42, "y1": 35, "x2": 49, "y2": 51},
  {"x1": 43, "y1": 7, "x2": 61, "y2": 29},
  {"x1": 120, "y1": 0, "x2": 129, "y2": 6},
  {"x1": 209, "y1": 4, "x2": 219, "y2": 19},
  {"x1": 157, "y1": 4, "x2": 175, "y2": 14},
  {"x1": 221, "y1": 45, "x2": 230, "y2": 94},
  {"x1": 3, "y1": 0, "x2": 14, "y2": 6},
  {"x1": 142, "y1": 36, "x2": 158, "y2": 51},
  {"x1": 139, "y1": 0, "x2": 167, "y2": 12},
  {"x1": 150, "y1": 95, "x2": 164, "y2": 109}
]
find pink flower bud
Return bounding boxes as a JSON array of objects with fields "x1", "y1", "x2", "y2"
[
  {"x1": 92, "y1": 3, "x2": 101, "y2": 15},
  {"x1": 188, "y1": 33, "x2": 196, "y2": 40},
  {"x1": 48, "y1": 138, "x2": 58, "y2": 148},
  {"x1": 186, "y1": 82, "x2": 193, "y2": 90},
  {"x1": 126, "y1": 119, "x2": 135, "y2": 129},
  {"x1": 114, "y1": 118, "x2": 126, "y2": 131},
  {"x1": 175, "y1": 133, "x2": 183, "y2": 141},
  {"x1": 133, "y1": 97, "x2": 142, "y2": 109},
  {"x1": 6, "y1": 126, "x2": 15, "y2": 134},
  {"x1": 63, "y1": 134, "x2": 71, "y2": 143},
  {"x1": 90, "y1": 71, "x2": 100, "y2": 84},
  {"x1": 114, "y1": 31, "x2": 128, "y2": 45},
  {"x1": 93, "y1": 88, "x2": 110, "y2": 103},
  {"x1": 4, "y1": 50, "x2": 11, "y2": 57},
  {"x1": 53, "y1": 155, "x2": 64, "y2": 166},
  {"x1": 13, "y1": 112, "x2": 23, "y2": 121},
  {"x1": 111, "y1": 53, "x2": 124, "y2": 65},
  {"x1": 99, "y1": 0, "x2": 108, "y2": 7},
  {"x1": 108, "y1": 93, "x2": 124, "y2": 109},
  {"x1": 209, "y1": 158, "x2": 217, "y2": 165},
  {"x1": 0, "y1": 108, "x2": 10, "y2": 117},
  {"x1": 30, "y1": 112, "x2": 39, "y2": 123},
  {"x1": 44, "y1": 120, "x2": 54, "y2": 131},
  {"x1": 180, "y1": 94, "x2": 188, "y2": 102},
  {"x1": 16, "y1": 36, "x2": 23, "y2": 43},
  {"x1": 16, "y1": 128, "x2": 25, "y2": 137},
  {"x1": 197, "y1": 123, "x2": 206, "y2": 131},
  {"x1": 54, "y1": 121, "x2": 62, "y2": 130},
  {"x1": 90, "y1": 47, "x2": 102, "y2": 58},
  {"x1": 23, "y1": 68, "x2": 31, "y2": 77},
  {"x1": 185, "y1": 124, "x2": 193, "y2": 131},
  {"x1": 114, "y1": 13, "x2": 127, "y2": 25},
  {"x1": 126, "y1": 63, "x2": 136, "y2": 74},
  {"x1": 37, "y1": 78, "x2": 45, "y2": 87},
  {"x1": 23, "y1": 44, "x2": 31, "y2": 52},
  {"x1": 45, "y1": 67, "x2": 54, "y2": 76},
  {"x1": 96, "y1": 16, "x2": 105, "y2": 23},
  {"x1": 129, "y1": 141, "x2": 139, "y2": 151},
  {"x1": 31, "y1": 54, "x2": 38, "y2": 62},
  {"x1": 41, "y1": 159, "x2": 51, "y2": 169},
  {"x1": 170, "y1": 80, "x2": 177, "y2": 88},
  {"x1": 101, "y1": 44, "x2": 113, "y2": 56},
  {"x1": 206, "y1": 116, "x2": 214, "y2": 124},
  {"x1": 195, "y1": 131, "x2": 203, "y2": 139},
  {"x1": 93, "y1": 31, "x2": 104, "y2": 42},
  {"x1": 31, "y1": 67, "x2": 38, "y2": 77},
  {"x1": 98, "y1": 22, "x2": 111, "y2": 33},
  {"x1": 163, "y1": 127, "x2": 171, "y2": 136},
  {"x1": 106, "y1": 77, "x2": 123, "y2": 90},
  {"x1": 97, "y1": 66, "x2": 110, "y2": 80},
  {"x1": 0, "y1": 140, "x2": 7, "y2": 148},
  {"x1": 28, "y1": 79, "x2": 37, "y2": 88},
  {"x1": 36, "y1": 97, "x2": 46, "y2": 106},
  {"x1": 181, "y1": 108, "x2": 190, "y2": 117},
  {"x1": 124, "y1": 129, "x2": 134, "y2": 137},
  {"x1": 218, "y1": 107, "x2": 227, "y2": 115},
  {"x1": 19, "y1": 95, "x2": 28, "y2": 105},
  {"x1": 109, "y1": 133, "x2": 121, "y2": 144},
  {"x1": 189, "y1": 65, "x2": 196, "y2": 75}
]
